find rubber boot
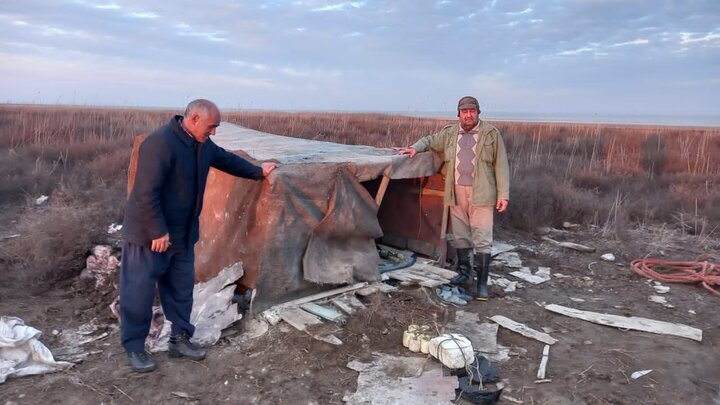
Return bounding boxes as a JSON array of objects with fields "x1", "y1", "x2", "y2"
[
  {"x1": 450, "y1": 248, "x2": 474, "y2": 287},
  {"x1": 474, "y1": 253, "x2": 491, "y2": 301}
]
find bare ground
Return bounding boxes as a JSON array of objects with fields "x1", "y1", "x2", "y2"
[{"x1": 1, "y1": 225, "x2": 719, "y2": 405}]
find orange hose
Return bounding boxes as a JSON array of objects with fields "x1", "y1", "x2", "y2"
[{"x1": 630, "y1": 258, "x2": 720, "y2": 297}]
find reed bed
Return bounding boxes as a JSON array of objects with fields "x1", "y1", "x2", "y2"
[{"x1": 1, "y1": 105, "x2": 717, "y2": 284}]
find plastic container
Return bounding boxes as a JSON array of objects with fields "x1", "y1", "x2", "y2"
[
  {"x1": 407, "y1": 333, "x2": 421, "y2": 352},
  {"x1": 403, "y1": 324, "x2": 420, "y2": 348},
  {"x1": 420, "y1": 333, "x2": 432, "y2": 354},
  {"x1": 429, "y1": 333, "x2": 474, "y2": 369}
]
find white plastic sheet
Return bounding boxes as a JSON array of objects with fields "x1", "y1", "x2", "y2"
[{"x1": 0, "y1": 316, "x2": 72, "y2": 384}]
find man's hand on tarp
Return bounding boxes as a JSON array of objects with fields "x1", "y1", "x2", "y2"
[
  {"x1": 261, "y1": 162, "x2": 278, "y2": 177},
  {"x1": 394, "y1": 147, "x2": 417, "y2": 158}
]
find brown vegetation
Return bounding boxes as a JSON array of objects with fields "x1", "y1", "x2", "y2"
[{"x1": 1, "y1": 105, "x2": 718, "y2": 287}]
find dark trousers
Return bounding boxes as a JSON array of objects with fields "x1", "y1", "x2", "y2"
[{"x1": 120, "y1": 240, "x2": 196, "y2": 353}]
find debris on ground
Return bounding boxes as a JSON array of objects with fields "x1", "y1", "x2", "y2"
[
  {"x1": 601, "y1": 253, "x2": 616, "y2": 261},
  {"x1": 651, "y1": 281, "x2": 671, "y2": 294},
  {"x1": 648, "y1": 295, "x2": 674, "y2": 308},
  {"x1": 435, "y1": 286, "x2": 468, "y2": 306},
  {"x1": 0, "y1": 316, "x2": 73, "y2": 384},
  {"x1": 631, "y1": 369, "x2": 653, "y2": 379},
  {"x1": 489, "y1": 277, "x2": 518, "y2": 293},
  {"x1": 106, "y1": 223, "x2": 123, "y2": 234},
  {"x1": 53, "y1": 318, "x2": 114, "y2": 363},
  {"x1": 509, "y1": 267, "x2": 551, "y2": 285},
  {"x1": 544, "y1": 303, "x2": 702, "y2": 341},
  {"x1": 492, "y1": 252, "x2": 523, "y2": 269},
  {"x1": 536, "y1": 344, "x2": 550, "y2": 379},
  {"x1": 344, "y1": 353, "x2": 457, "y2": 404},
  {"x1": 79, "y1": 245, "x2": 119, "y2": 287},
  {"x1": 0, "y1": 234, "x2": 20, "y2": 242},
  {"x1": 490, "y1": 315, "x2": 558, "y2": 345},
  {"x1": 34, "y1": 195, "x2": 49, "y2": 206},
  {"x1": 540, "y1": 236, "x2": 596, "y2": 253}
]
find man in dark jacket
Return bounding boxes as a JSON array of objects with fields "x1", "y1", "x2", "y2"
[{"x1": 120, "y1": 99, "x2": 277, "y2": 373}]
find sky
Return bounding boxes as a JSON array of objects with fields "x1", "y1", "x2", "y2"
[{"x1": 1, "y1": 0, "x2": 719, "y2": 117}]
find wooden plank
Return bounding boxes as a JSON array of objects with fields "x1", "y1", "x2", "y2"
[
  {"x1": 347, "y1": 295, "x2": 367, "y2": 310},
  {"x1": 262, "y1": 282, "x2": 368, "y2": 323},
  {"x1": 386, "y1": 270, "x2": 445, "y2": 288},
  {"x1": 490, "y1": 315, "x2": 558, "y2": 345},
  {"x1": 356, "y1": 283, "x2": 397, "y2": 296},
  {"x1": 544, "y1": 304, "x2": 703, "y2": 342},
  {"x1": 405, "y1": 268, "x2": 451, "y2": 283},
  {"x1": 541, "y1": 236, "x2": 596, "y2": 253},
  {"x1": 537, "y1": 345, "x2": 550, "y2": 379},
  {"x1": 278, "y1": 307, "x2": 344, "y2": 346},
  {"x1": 375, "y1": 174, "x2": 391, "y2": 206},
  {"x1": 278, "y1": 307, "x2": 323, "y2": 332},
  {"x1": 330, "y1": 297, "x2": 357, "y2": 315},
  {"x1": 406, "y1": 262, "x2": 459, "y2": 280},
  {"x1": 301, "y1": 302, "x2": 346, "y2": 323}
]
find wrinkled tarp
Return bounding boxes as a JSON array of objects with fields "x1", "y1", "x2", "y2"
[
  {"x1": 199, "y1": 123, "x2": 440, "y2": 305},
  {"x1": 0, "y1": 316, "x2": 72, "y2": 383},
  {"x1": 129, "y1": 123, "x2": 440, "y2": 307}
]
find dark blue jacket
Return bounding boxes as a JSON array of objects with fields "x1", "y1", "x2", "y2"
[{"x1": 123, "y1": 115, "x2": 263, "y2": 248}]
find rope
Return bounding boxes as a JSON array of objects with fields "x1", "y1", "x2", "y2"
[{"x1": 630, "y1": 257, "x2": 720, "y2": 297}]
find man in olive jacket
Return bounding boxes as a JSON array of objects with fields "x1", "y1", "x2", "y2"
[
  {"x1": 397, "y1": 96, "x2": 509, "y2": 301},
  {"x1": 121, "y1": 99, "x2": 277, "y2": 373}
]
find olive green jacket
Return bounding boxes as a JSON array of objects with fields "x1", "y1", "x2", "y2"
[{"x1": 411, "y1": 121, "x2": 510, "y2": 206}]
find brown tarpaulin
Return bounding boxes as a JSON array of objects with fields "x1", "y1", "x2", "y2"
[{"x1": 129, "y1": 123, "x2": 442, "y2": 306}]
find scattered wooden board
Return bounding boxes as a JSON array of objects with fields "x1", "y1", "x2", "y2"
[
  {"x1": 541, "y1": 236, "x2": 595, "y2": 253},
  {"x1": 262, "y1": 282, "x2": 368, "y2": 324},
  {"x1": 278, "y1": 307, "x2": 323, "y2": 332},
  {"x1": 356, "y1": 283, "x2": 398, "y2": 296},
  {"x1": 330, "y1": 296, "x2": 357, "y2": 315},
  {"x1": 278, "y1": 307, "x2": 343, "y2": 346},
  {"x1": 301, "y1": 302, "x2": 346, "y2": 324},
  {"x1": 385, "y1": 269, "x2": 446, "y2": 288},
  {"x1": 544, "y1": 304, "x2": 702, "y2": 342},
  {"x1": 406, "y1": 262, "x2": 459, "y2": 280},
  {"x1": 490, "y1": 315, "x2": 558, "y2": 345},
  {"x1": 537, "y1": 345, "x2": 550, "y2": 379}
]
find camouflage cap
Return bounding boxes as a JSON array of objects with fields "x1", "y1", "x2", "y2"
[{"x1": 457, "y1": 96, "x2": 480, "y2": 111}]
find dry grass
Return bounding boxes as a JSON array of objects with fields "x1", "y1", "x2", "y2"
[{"x1": 1, "y1": 105, "x2": 718, "y2": 286}]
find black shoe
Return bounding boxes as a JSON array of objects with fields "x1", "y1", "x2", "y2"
[
  {"x1": 126, "y1": 351, "x2": 156, "y2": 373},
  {"x1": 169, "y1": 331, "x2": 206, "y2": 361}
]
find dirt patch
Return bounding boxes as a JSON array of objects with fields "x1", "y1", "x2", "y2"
[{"x1": 1, "y1": 227, "x2": 719, "y2": 404}]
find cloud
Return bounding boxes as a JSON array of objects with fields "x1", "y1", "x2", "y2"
[
  {"x1": 556, "y1": 46, "x2": 596, "y2": 56},
  {"x1": 1, "y1": 0, "x2": 718, "y2": 115},
  {"x1": 126, "y1": 12, "x2": 158, "y2": 19},
  {"x1": 679, "y1": 31, "x2": 720, "y2": 45},
  {"x1": 507, "y1": 7, "x2": 532, "y2": 16},
  {"x1": 231, "y1": 60, "x2": 268, "y2": 71},
  {"x1": 94, "y1": 3, "x2": 121, "y2": 10},
  {"x1": 312, "y1": 2, "x2": 366, "y2": 12},
  {"x1": 611, "y1": 39, "x2": 649, "y2": 47}
]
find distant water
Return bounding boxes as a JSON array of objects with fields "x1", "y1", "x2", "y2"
[{"x1": 397, "y1": 111, "x2": 720, "y2": 127}]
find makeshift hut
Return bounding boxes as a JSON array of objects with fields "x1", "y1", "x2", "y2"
[{"x1": 129, "y1": 122, "x2": 449, "y2": 311}]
